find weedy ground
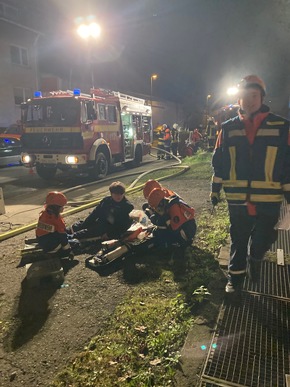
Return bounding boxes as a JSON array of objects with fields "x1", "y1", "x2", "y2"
[{"x1": 51, "y1": 152, "x2": 230, "y2": 387}]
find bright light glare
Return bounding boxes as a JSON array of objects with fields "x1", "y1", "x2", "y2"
[
  {"x1": 77, "y1": 23, "x2": 101, "y2": 39},
  {"x1": 227, "y1": 87, "x2": 238, "y2": 96},
  {"x1": 66, "y1": 156, "x2": 79, "y2": 164},
  {"x1": 151, "y1": 74, "x2": 158, "y2": 80},
  {"x1": 22, "y1": 154, "x2": 32, "y2": 164}
]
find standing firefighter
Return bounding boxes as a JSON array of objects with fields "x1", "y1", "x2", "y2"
[
  {"x1": 171, "y1": 123, "x2": 179, "y2": 157},
  {"x1": 157, "y1": 125, "x2": 165, "y2": 159},
  {"x1": 210, "y1": 74, "x2": 290, "y2": 295},
  {"x1": 163, "y1": 124, "x2": 172, "y2": 159}
]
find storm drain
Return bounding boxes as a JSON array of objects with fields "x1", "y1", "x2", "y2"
[
  {"x1": 200, "y1": 294, "x2": 289, "y2": 386},
  {"x1": 199, "y1": 263, "x2": 290, "y2": 387},
  {"x1": 243, "y1": 261, "x2": 290, "y2": 300}
]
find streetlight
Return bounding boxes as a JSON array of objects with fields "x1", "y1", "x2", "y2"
[
  {"x1": 150, "y1": 74, "x2": 158, "y2": 106},
  {"x1": 206, "y1": 94, "x2": 212, "y2": 121},
  {"x1": 150, "y1": 74, "x2": 158, "y2": 129},
  {"x1": 150, "y1": 74, "x2": 158, "y2": 128},
  {"x1": 227, "y1": 87, "x2": 238, "y2": 96},
  {"x1": 76, "y1": 21, "x2": 101, "y2": 88}
]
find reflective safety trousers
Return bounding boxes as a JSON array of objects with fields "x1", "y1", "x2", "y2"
[{"x1": 212, "y1": 113, "x2": 290, "y2": 204}]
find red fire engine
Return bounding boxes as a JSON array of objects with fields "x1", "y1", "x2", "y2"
[{"x1": 20, "y1": 88, "x2": 152, "y2": 180}]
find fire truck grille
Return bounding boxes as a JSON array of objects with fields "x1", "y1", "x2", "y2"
[
  {"x1": 199, "y1": 262, "x2": 290, "y2": 387},
  {"x1": 22, "y1": 133, "x2": 83, "y2": 150}
]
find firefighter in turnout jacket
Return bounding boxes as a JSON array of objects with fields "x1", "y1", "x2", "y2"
[
  {"x1": 163, "y1": 124, "x2": 172, "y2": 159},
  {"x1": 211, "y1": 75, "x2": 290, "y2": 294},
  {"x1": 157, "y1": 124, "x2": 166, "y2": 159},
  {"x1": 146, "y1": 188, "x2": 196, "y2": 247},
  {"x1": 36, "y1": 191, "x2": 72, "y2": 256}
]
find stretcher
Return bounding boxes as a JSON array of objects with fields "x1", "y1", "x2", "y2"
[{"x1": 85, "y1": 224, "x2": 152, "y2": 272}]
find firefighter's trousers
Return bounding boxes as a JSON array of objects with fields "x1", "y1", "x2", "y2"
[{"x1": 227, "y1": 203, "x2": 280, "y2": 286}]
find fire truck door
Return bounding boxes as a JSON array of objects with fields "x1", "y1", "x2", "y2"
[{"x1": 121, "y1": 113, "x2": 134, "y2": 158}]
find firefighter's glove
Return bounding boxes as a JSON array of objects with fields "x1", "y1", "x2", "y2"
[
  {"x1": 210, "y1": 192, "x2": 220, "y2": 207},
  {"x1": 275, "y1": 204, "x2": 290, "y2": 230}
]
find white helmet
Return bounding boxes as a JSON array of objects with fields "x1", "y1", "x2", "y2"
[{"x1": 173, "y1": 123, "x2": 178, "y2": 129}]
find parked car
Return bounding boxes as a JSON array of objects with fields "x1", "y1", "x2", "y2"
[{"x1": 0, "y1": 125, "x2": 22, "y2": 167}]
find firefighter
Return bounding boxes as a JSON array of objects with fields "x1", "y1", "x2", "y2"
[
  {"x1": 157, "y1": 124, "x2": 166, "y2": 159},
  {"x1": 171, "y1": 123, "x2": 179, "y2": 156},
  {"x1": 142, "y1": 179, "x2": 177, "y2": 227},
  {"x1": 210, "y1": 74, "x2": 290, "y2": 295},
  {"x1": 68, "y1": 181, "x2": 134, "y2": 242},
  {"x1": 36, "y1": 191, "x2": 72, "y2": 256},
  {"x1": 163, "y1": 124, "x2": 172, "y2": 160},
  {"x1": 146, "y1": 188, "x2": 196, "y2": 247}
]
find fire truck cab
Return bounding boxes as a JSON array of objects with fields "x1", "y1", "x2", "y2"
[{"x1": 20, "y1": 88, "x2": 152, "y2": 180}]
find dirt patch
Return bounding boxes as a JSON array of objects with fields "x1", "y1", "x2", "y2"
[{"x1": 0, "y1": 177, "x2": 225, "y2": 386}]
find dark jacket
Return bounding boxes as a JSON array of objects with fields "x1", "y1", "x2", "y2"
[
  {"x1": 212, "y1": 106, "x2": 290, "y2": 205},
  {"x1": 81, "y1": 196, "x2": 134, "y2": 239}
]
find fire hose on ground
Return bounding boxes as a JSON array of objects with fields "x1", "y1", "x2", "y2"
[{"x1": 0, "y1": 147, "x2": 190, "y2": 242}]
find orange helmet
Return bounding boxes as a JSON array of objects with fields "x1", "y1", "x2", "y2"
[
  {"x1": 143, "y1": 179, "x2": 162, "y2": 199},
  {"x1": 148, "y1": 188, "x2": 166, "y2": 209},
  {"x1": 45, "y1": 191, "x2": 67, "y2": 207},
  {"x1": 238, "y1": 75, "x2": 266, "y2": 96}
]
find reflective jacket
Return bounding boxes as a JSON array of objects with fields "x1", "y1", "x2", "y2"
[
  {"x1": 212, "y1": 107, "x2": 290, "y2": 204},
  {"x1": 165, "y1": 196, "x2": 195, "y2": 230},
  {"x1": 164, "y1": 128, "x2": 171, "y2": 147}
]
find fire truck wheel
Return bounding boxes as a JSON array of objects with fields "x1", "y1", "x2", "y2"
[
  {"x1": 93, "y1": 152, "x2": 109, "y2": 179},
  {"x1": 36, "y1": 164, "x2": 57, "y2": 180}
]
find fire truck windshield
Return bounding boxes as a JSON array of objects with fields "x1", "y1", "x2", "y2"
[{"x1": 25, "y1": 99, "x2": 80, "y2": 127}]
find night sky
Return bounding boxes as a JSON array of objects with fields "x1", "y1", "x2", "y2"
[{"x1": 48, "y1": 0, "x2": 290, "y2": 117}]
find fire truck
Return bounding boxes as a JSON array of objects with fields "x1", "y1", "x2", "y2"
[{"x1": 20, "y1": 88, "x2": 152, "y2": 180}]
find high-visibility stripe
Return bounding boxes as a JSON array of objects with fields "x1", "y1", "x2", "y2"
[
  {"x1": 223, "y1": 180, "x2": 248, "y2": 187},
  {"x1": 282, "y1": 183, "x2": 290, "y2": 191},
  {"x1": 256, "y1": 129, "x2": 279, "y2": 136},
  {"x1": 265, "y1": 146, "x2": 277, "y2": 182},
  {"x1": 266, "y1": 121, "x2": 285, "y2": 125},
  {"x1": 228, "y1": 129, "x2": 246, "y2": 138},
  {"x1": 229, "y1": 269, "x2": 247, "y2": 275},
  {"x1": 225, "y1": 192, "x2": 283, "y2": 202},
  {"x1": 229, "y1": 146, "x2": 236, "y2": 181},
  {"x1": 250, "y1": 180, "x2": 280, "y2": 189},
  {"x1": 212, "y1": 176, "x2": 223, "y2": 183},
  {"x1": 225, "y1": 193, "x2": 247, "y2": 200},
  {"x1": 250, "y1": 194, "x2": 283, "y2": 202}
]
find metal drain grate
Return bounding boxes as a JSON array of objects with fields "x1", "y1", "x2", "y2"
[
  {"x1": 243, "y1": 261, "x2": 290, "y2": 300},
  {"x1": 271, "y1": 229, "x2": 290, "y2": 255},
  {"x1": 200, "y1": 293, "x2": 290, "y2": 387}
]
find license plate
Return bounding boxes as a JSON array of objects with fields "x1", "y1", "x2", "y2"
[{"x1": 40, "y1": 157, "x2": 57, "y2": 164}]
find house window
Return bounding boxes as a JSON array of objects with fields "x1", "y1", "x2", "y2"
[
  {"x1": 14, "y1": 88, "x2": 32, "y2": 105},
  {"x1": 0, "y1": 3, "x2": 19, "y2": 21},
  {"x1": 10, "y1": 46, "x2": 29, "y2": 66}
]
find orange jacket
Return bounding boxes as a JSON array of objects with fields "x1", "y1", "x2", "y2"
[{"x1": 36, "y1": 209, "x2": 66, "y2": 237}]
